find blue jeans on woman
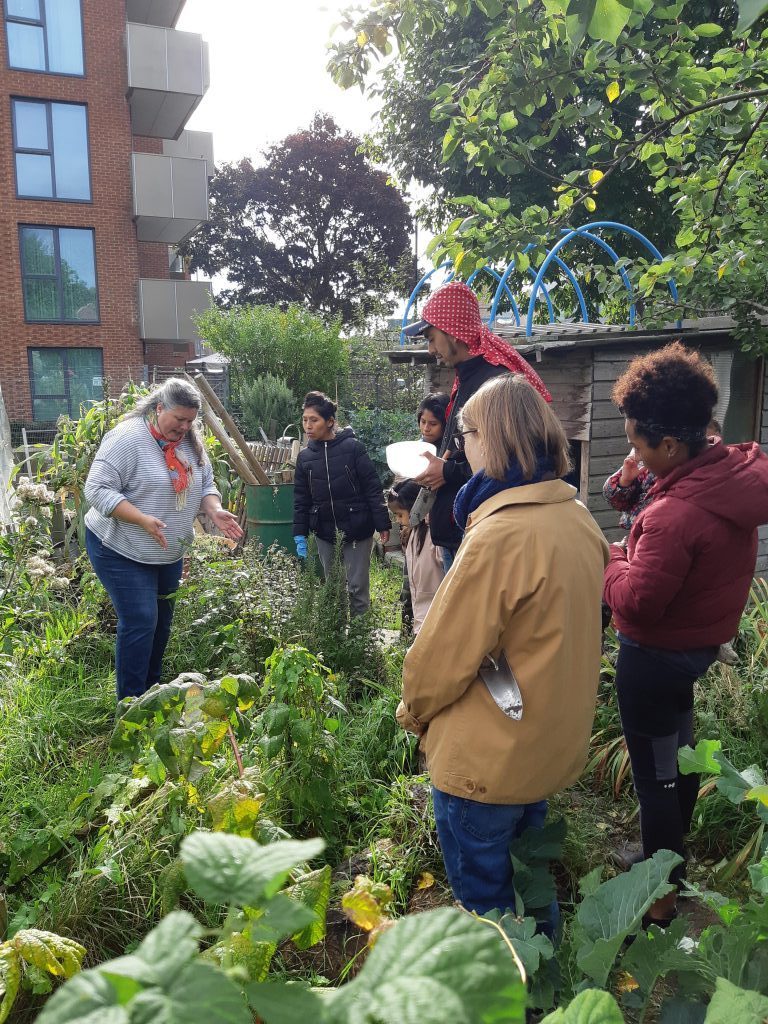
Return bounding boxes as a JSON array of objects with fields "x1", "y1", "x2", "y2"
[
  {"x1": 432, "y1": 788, "x2": 558, "y2": 935},
  {"x1": 86, "y1": 528, "x2": 183, "y2": 700}
]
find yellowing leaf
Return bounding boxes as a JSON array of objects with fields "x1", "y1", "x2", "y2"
[
  {"x1": 616, "y1": 971, "x2": 640, "y2": 993},
  {"x1": 11, "y1": 930, "x2": 85, "y2": 979},
  {"x1": 416, "y1": 871, "x2": 435, "y2": 890},
  {"x1": 746, "y1": 785, "x2": 768, "y2": 807},
  {"x1": 207, "y1": 777, "x2": 265, "y2": 837},
  {"x1": 0, "y1": 947, "x2": 22, "y2": 1024},
  {"x1": 356, "y1": 30, "x2": 368, "y2": 47},
  {"x1": 717, "y1": 264, "x2": 727, "y2": 280},
  {"x1": 584, "y1": 196, "x2": 597, "y2": 212},
  {"x1": 606, "y1": 81, "x2": 620, "y2": 103},
  {"x1": 588, "y1": 169, "x2": 604, "y2": 186},
  {"x1": 342, "y1": 875, "x2": 393, "y2": 932},
  {"x1": 453, "y1": 249, "x2": 466, "y2": 272}
]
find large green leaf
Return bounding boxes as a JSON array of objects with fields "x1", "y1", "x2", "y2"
[
  {"x1": 180, "y1": 832, "x2": 325, "y2": 906},
  {"x1": 326, "y1": 907, "x2": 527, "y2": 1023},
  {"x1": 678, "y1": 740, "x2": 722, "y2": 776},
  {"x1": 704, "y1": 977, "x2": 768, "y2": 1023},
  {"x1": 622, "y1": 918, "x2": 708, "y2": 996},
  {"x1": 284, "y1": 865, "x2": 332, "y2": 949},
  {"x1": 125, "y1": 962, "x2": 250, "y2": 1024},
  {"x1": 736, "y1": 0, "x2": 768, "y2": 32},
  {"x1": 575, "y1": 850, "x2": 682, "y2": 986},
  {"x1": 35, "y1": 971, "x2": 127, "y2": 1024},
  {"x1": 100, "y1": 912, "x2": 201, "y2": 991},
  {"x1": 587, "y1": 0, "x2": 633, "y2": 43},
  {"x1": 540, "y1": 988, "x2": 624, "y2": 1022},
  {"x1": 247, "y1": 980, "x2": 328, "y2": 1024}
]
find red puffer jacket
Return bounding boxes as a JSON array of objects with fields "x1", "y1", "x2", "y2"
[{"x1": 604, "y1": 440, "x2": 768, "y2": 649}]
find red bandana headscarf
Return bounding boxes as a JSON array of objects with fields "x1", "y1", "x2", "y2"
[
  {"x1": 147, "y1": 413, "x2": 193, "y2": 508},
  {"x1": 422, "y1": 281, "x2": 552, "y2": 413}
]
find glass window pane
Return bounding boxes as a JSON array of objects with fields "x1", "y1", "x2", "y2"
[
  {"x1": 7, "y1": 0, "x2": 41, "y2": 17},
  {"x1": 33, "y1": 396, "x2": 68, "y2": 421},
  {"x1": 30, "y1": 349, "x2": 64, "y2": 395},
  {"x1": 24, "y1": 279, "x2": 59, "y2": 320},
  {"x1": 51, "y1": 104, "x2": 89, "y2": 200},
  {"x1": 7, "y1": 21, "x2": 45, "y2": 69},
  {"x1": 59, "y1": 229, "x2": 98, "y2": 321},
  {"x1": 16, "y1": 153, "x2": 53, "y2": 197},
  {"x1": 20, "y1": 228, "x2": 55, "y2": 276},
  {"x1": 14, "y1": 100, "x2": 49, "y2": 150},
  {"x1": 65, "y1": 349, "x2": 103, "y2": 413},
  {"x1": 46, "y1": 0, "x2": 84, "y2": 75}
]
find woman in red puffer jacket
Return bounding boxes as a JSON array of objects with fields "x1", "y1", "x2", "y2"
[{"x1": 604, "y1": 342, "x2": 768, "y2": 931}]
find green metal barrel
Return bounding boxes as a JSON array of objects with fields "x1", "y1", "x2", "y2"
[{"x1": 245, "y1": 483, "x2": 295, "y2": 552}]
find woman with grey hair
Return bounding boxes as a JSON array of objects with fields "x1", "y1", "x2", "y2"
[{"x1": 85, "y1": 377, "x2": 242, "y2": 700}]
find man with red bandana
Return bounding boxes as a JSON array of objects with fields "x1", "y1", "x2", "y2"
[{"x1": 404, "y1": 281, "x2": 551, "y2": 570}]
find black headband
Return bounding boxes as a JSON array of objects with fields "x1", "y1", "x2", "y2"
[{"x1": 635, "y1": 421, "x2": 707, "y2": 443}]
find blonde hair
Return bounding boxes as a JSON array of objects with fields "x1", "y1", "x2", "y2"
[{"x1": 461, "y1": 374, "x2": 571, "y2": 481}]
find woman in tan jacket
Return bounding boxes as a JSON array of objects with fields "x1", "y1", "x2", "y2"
[{"x1": 397, "y1": 374, "x2": 609, "y2": 926}]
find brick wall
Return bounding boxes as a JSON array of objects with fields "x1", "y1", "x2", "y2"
[
  {"x1": 0, "y1": 1, "x2": 149, "y2": 420},
  {"x1": 144, "y1": 340, "x2": 195, "y2": 368}
]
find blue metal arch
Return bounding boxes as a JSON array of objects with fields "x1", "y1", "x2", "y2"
[
  {"x1": 465, "y1": 265, "x2": 521, "y2": 326},
  {"x1": 524, "y1": 221, "x2": 679, "y2": 337},
  {"x1": 488, "y1": 247, "x2": 589, "y2": 328},
  {"x1": 399, "y1": 262, "x2": 453, "y2": 344}
]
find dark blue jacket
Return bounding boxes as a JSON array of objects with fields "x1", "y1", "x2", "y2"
[{"x1": 293, "y1": 427, "x2": 390, "y2": 544}]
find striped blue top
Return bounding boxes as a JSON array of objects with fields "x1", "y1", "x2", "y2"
[{"x1": 84, "y1": 416, "x2": 219, "y2": 564}]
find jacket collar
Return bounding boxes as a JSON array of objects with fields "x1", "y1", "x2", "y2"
[{"x1": 465, "y1": 479, "x2": 577, "y2": 530}]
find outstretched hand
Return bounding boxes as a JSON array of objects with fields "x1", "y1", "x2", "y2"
[
  {"x1": 414, "y1": 452, "x2": 446, "y2": 491},
  {"x1": 209, "y1": 507, "x2": 244, "y2": 541}
]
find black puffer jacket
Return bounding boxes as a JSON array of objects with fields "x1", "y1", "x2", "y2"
[
  {"x1": 431, "y1": 357, "x2": 508, "y2": 549},
  {"x1": 293, "y1": 427, "x2": 390, "y2": 544}
]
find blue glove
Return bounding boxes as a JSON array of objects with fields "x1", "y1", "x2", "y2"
[{"x1": 294, "y1": 535, "x2": 308, "y2": 559}]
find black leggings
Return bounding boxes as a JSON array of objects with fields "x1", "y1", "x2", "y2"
[{"x1": 615, "y1": 643, "x2": 701, "y2": 886}]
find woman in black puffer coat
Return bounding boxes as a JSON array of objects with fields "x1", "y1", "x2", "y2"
[{"x1": 293, "y1": 391, "x2": 390, "y2": 615}]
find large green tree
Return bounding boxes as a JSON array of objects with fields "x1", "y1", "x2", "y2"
[
  {"x1": 329, "y1": 0, "x2": 768, "y2": 349},
  {"x1": 181, "y1": 115, "x2": 413, "y2": 328}
]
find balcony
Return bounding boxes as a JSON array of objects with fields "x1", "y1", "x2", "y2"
[
  {"x1": 125, "y1": 0, "x2": 185, "y2": 26},
  {"x1": 126, "y1": 23, "x2": 209, "y2": 139},
  {"x1": 138, "y1": 279, "x2": 212, "y2": 341},
  {"x1": 132, "y1": 152, "x2": 209, "y2": 244},
  {"x1": 162, "y1": 130, "x2": 214, "y2": 175}
]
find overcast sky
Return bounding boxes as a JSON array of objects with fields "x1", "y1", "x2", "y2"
[{"x1": 176, "y1": 0, "x2": 379, "y2": 164}]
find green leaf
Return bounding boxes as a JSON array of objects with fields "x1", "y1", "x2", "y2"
[
  {"x1": 588, "y1": 0, "x2": 633, "y2": 44},
  {"x1": 678, "y1": 739, "x2": 722, "y2": 776},
  {"x1": 693, "y1": 23, "x2": 724, "y2": 36},
  {"x1": 10, "y1": 929, "x2": 86, "y2": 979},
  {"x1": 35, "y1": 970, "x2": 127, "y2": 1024},
  {"x1": 247, "y1": 980, "x2": 328, "y2": 1024},
  {"x1": 515, "y1": 251, "x2": 531, "y2": 274},
  {"x1": 499, "y1": 111, "x2": 519, "y2": 132},
  {"x1": 735, "y1": 0, "x2": 768, "y2": 32},
  {"x1": 498, "y1": 915, "x2": 554, "y2": 977},
  {"x1": 540, "y1": 988, "x2": 624, "y2": 1022},
  {"x1": 207, "y1": 777, "x2": 264, "y2": 837},
  {"x1": 704, "y1": 977, "x2": 768, "y2": 1023},
  {"x1": 675, "y1": 227, "x2": 697, "y2": 247},
  {"x1": 622, "y1": 917, "x2": 704, "y2": 995},
  {"x1": 0, "y1": 948, "x2": 21, "y2": 1024},
  {"x1": 575, "y1": 850, "x2": 682, "y2": 986},
  {"x1": 606, "y1": 82, "x2": 620, "y2": 103},
  {"x1": 130, "y1": 961, "x2": 251, "y2": 1024},
  {"x1": 180, "y1": 832, "x2": 325, "y2": 906},
  {"x1": 101, "y1": 912, "x2": 201, "y2": 990},
  {"x1": 327, "y1": 907, "x2": 527, "y2": 1023},
  {"x1": 284, "y1": 865, "x2": 332, "y2": 949}
]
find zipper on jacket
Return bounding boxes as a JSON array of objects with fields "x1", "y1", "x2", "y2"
[{"x1": 324, "y1": 443, "x2": 339, "y2": 534}]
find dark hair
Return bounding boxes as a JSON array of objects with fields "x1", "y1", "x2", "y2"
[
  {"x1": 302, "y1": 390, "x2": 337, "y2": 421},
  {"x1": 387, "y1": 479, "x2": 429, "y2": 555},
  {"x1": 417, "y1": 392, "x2": 449, "y2": 428},
  {"x1": 611, "y1": 341, "x2": 718, "y2": 455}
]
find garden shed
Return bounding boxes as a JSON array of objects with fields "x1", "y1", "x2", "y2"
[{"x1": 387, "y1": 318, "x2": 768, "y2": 577}]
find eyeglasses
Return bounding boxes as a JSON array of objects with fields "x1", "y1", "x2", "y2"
[{"x1": 454, "y1": 428, "x2": 477, "y2": 452}]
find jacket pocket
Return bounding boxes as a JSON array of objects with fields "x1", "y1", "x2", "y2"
[
  {"x1": 343, "y1": 501, "x2": 374, "y2": 542},
  {"x1": 309, "y1": 505, "x2": 321, "y2": 534}
]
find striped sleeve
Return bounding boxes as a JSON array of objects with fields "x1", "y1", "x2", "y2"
[{"x1": 85, "y1": 429, "x2": 136, "y2": 516}]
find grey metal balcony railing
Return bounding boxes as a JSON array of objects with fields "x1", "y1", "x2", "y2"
[
  {"x1": 132, "y1": 152, "x2": 209, "y2": 244},
  {"x1": 138, "y1": 279, "x2": 213, "y2": 341},
  {"x1": 125, "y1": 0, "x2": 186, "y2": 27}
]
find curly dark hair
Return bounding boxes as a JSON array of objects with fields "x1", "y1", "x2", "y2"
[
  {"x1": 611, "y1": 342, "x2": 718, "y2": 450},
  {"x1": 417, "y1": 392, "x2": 449, "y2": 427}
]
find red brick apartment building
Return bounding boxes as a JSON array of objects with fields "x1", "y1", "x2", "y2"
[{"x1": 0, "y1": 0, "x2": 213, "y2": 425}]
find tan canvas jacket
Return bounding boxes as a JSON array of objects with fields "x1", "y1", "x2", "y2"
[{"x1": 399, "y1": 480, "x2": 610, "y2": 804}]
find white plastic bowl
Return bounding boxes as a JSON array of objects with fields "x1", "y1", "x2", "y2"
[{"x1": 386, "y1": 440, "x2": 436, "y2": 479}]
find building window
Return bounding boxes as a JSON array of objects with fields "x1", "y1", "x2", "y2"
[
  {"x1": 28, "y1": 347, "x2": 103, "y2": 420},
  {"x1": 12, "y1": 98, "x2": 90, "y2": 201},
  {"x1": 5, "y1": 0, "x2": 84, "y2": 75},
  {"x1": 20, "y1": 226, "x2": 99, "y2": 323}
]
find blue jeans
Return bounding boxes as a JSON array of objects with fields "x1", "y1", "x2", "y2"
[
  {"x1": 86, "y1": 528, "x2": 183, "y2": 700},
  {"x1": 441, "y1": 547, "x2": 457, "y2": 574},
  {"x1": 432, "y1": 788, "x2": 558, "y2": 932}
]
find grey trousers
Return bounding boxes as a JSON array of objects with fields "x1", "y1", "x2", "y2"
[{"x1": 315, "y1": 536, "x2": 374, "y2": 617}]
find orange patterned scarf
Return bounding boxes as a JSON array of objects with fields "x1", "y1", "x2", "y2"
[{"x1": 146, "y1": 412, "x2": 193, "y2": 508}]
